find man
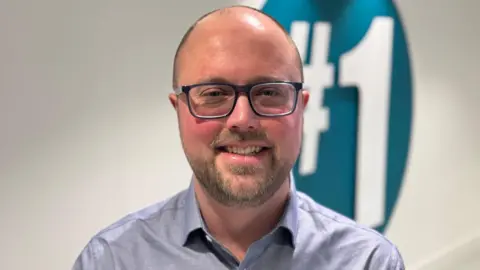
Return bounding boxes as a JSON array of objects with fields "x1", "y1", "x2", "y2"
[{"x1": 73, "y1": 5, "x2": 405, "y2": 270}]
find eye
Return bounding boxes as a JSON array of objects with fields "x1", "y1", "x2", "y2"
[
  {"x1": 202, "y1": 90, "x2": 226, "y2": 97},
  {"x1": 258, "y1": 89, "x2": 278, "y2": 96},
  {"x1": 254, "y1": 87, "x2": 282, "y2": 97},
  {"x1": 197, "y1": 86, "x2": 233, "y2": 97}
]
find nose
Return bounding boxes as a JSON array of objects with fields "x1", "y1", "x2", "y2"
[{"x1": 225, "y1": 94, "x2": 260, "y2": 131}]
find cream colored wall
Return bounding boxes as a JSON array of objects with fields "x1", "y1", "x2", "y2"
[
  {"x1": 386, "y1": 0, "x2": 480, "y2": 268},
  {"x1": 0, "y1": 1, "x2": 478, "y2": 270}
]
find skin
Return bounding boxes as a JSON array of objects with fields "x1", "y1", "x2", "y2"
[{"x1": 169, "y1": 7, "x2": 309, "y2": 261}]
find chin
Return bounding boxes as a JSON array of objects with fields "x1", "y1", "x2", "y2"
[
  {"x1": 224, "y1": 178, "x2": 265, "y2": 198},
  {"x1": 219, "y1": 169, "x2": 263, "y2": 186}
]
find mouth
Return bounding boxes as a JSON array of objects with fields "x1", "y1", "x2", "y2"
[{"x1": 215, "y1": 146, "x2": 271, "y2": 156}]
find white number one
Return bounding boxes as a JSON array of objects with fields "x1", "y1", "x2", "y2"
[
  {"x1": 340, "y1": 17, "x2": 394, "y2": 228},
  {"x1": 291, "y1": 17, "x2": 394, "y2": 228}
]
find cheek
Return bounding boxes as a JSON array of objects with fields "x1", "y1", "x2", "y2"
[
  {"x1": 265, "y1": 116, "x2": 303, "y2": 156},
  {"x1": 179, "y1": 110, "x2": 222, "y2": 154}
]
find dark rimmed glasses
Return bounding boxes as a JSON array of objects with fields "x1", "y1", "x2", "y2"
[{"x1": 173, "y1": 81, "x2": 303, "y2": 119}]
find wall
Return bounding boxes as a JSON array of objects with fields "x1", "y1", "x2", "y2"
[
  {"x1": 0, "y1": 0, "x2": 478, "y2": 269},
  {"x1": 384, "y1": 1, "x2": 480, "y2": 268}
]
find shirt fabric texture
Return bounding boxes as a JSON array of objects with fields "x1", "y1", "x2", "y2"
[{"x1": 73, "y1": 177, "x2": 405, "y2": 270}]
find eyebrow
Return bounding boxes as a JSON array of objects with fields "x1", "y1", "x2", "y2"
[{"x1": 196, "y1": 75, "x2": 290, "y2": 85}]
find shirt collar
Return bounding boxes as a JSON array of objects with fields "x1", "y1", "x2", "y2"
[
  {"x1": 180, "y1": 180, "x2": 205, "y2": 245},
  {"x1": 180, "y1": 171, "x2": 299, "y2": 247},
  {"x1": 279, "y1": 171, "x2": 299, "y2": 246}
]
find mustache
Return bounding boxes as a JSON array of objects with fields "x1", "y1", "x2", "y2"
[{"x1": 210, "y1": 130, "x2": 270, "y2": 147}]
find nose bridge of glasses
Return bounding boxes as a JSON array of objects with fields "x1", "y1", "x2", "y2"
[
  {"x1": 230, "y1": 84, "x2": 254, "y2": 107},
  {"x1": 227, "y1": 94, "x2": 259, "y2": 128},
  {"x1": 228, "y1": 87, "x2": 257, "y2": 120},
  {"x1": 233, "y1": 84, "x2": 252, "y2": 95},
  {"x1": 232, "y1": 90, "x2": 254, "y2": 112}
]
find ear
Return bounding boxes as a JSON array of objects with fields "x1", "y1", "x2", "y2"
[
  {"x1": 301, "y1": 90, "x2": 309, "y2": 108},
  {"x1": 169, "y1": 93, "x2": 178, "y2": 109}
]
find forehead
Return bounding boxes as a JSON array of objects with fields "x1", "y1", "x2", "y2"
[{"x1": 177, "y1": 21, "x2": 300, "y2": 85}]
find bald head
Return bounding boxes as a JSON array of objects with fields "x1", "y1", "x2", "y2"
[{"x1": 171, "y1": 5, "x2": 303, "y2": 89}]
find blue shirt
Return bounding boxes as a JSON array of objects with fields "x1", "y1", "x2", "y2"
[{"x1": 72, "y1": 178, "x2": 405, "y2": 270}]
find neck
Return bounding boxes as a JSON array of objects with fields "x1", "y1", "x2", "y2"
[{"x1": 194, "y1": 179, "x2": 290, "y2": 261}]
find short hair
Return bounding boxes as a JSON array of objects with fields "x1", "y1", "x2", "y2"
[{"x1": 171, "y1": 5, "x2": 304, "y2": 89}]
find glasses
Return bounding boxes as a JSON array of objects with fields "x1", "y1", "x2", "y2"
[{"x1": 174, "y1": 81, "x2": 303, "y2": 119}]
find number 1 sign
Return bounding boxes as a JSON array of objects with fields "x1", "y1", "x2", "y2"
[{"x1": 242, "y1": 0, "x2": 413, "y2": 234}]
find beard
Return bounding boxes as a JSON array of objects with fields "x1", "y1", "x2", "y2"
[{"x1": 184, "y1": 130, "x2": 293, "y2": 208}]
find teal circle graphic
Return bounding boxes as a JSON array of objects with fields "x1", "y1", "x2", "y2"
[{"x1": 259, "y1": 0, "x2": 413, "y2": 233}]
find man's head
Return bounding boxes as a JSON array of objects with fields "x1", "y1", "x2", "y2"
[{"x1": 169, "y1": 6, "x2": 309, "y2": 207}]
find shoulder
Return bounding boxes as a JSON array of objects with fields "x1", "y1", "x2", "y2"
[
  {"x1": 72, "y1": 189, "x2": 189, "y2": 269},
  {"x1": 295, "y1": 191, "x2": 405, "y2": 269},
  {"x1": 95, "y1": 188, "x2": 188, "y2": 242}
]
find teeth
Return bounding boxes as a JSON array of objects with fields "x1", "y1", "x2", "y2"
[{"x1": 225, "y1": 146, "x2": 263, "y2": 155}]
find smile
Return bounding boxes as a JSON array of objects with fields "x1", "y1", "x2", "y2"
[{"x1": 216, "y1": 146, "x2": 270, "y2": 156}]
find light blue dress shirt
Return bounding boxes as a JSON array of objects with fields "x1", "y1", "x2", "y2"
[{"x1": 73, "y1": 176, "x2": 405, "y2": 269}]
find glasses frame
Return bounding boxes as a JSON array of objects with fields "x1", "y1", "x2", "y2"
[{"x1": 173, "y1": 81, "x2": 303, "y2": 119}]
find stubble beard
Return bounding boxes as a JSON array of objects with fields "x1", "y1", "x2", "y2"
[{"x1": 188, "y1": 150, "x2": 292, "y2": 208}]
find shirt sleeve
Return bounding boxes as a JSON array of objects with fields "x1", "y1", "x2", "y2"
[
  {"x1": 72, "y1": 237, "x2": 116, "y2": 270},
  {"x1": 370, "y1": 241, "x2": 406, "y2": 270},
  {"x1": 387, "y1": 244, "x2": 405, "y2": 270}
]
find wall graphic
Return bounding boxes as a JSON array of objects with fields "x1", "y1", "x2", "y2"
[{"x1": 242, "y1": 0, "x2": 413, "y2": 233}]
